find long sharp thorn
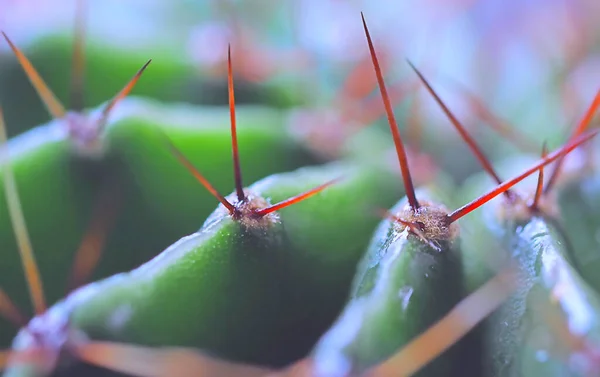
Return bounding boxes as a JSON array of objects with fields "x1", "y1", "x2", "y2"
[
  {"x1": 445, "y1": 77, "x2": 539, "y2": 153},
  {"x1": 227, "y1": 45, "x2": 244, "y2": 202},
  {"x1": 362, "y1": 13, "x2": 419, "y2": 209},
  {"x1": 164, "y1": 138, "x2": 235, "y2": 214},
  {"x1": 531, "y1": 142, "x2": 548, "y2": 212},
  {"x1": 545, "y1": 89, "x2": 600, "y2": 194},
  {"x1": 468, "y1": 94, "x2": 538, "y2": 153},
  {"x1": 367, "y1": 266, "x2": 518, "y2": 377},
  {"x1": 449, "y1": 129, "x2": 600, "y2": 223},
  {"x1": 74, "y1": 342, "x2": 273, "y2": 377},
  {"x1": 0, "y1": 288, "x2": 26, "y2": 327},
  {"x1": 70, "y1": 0, "x2": 87, "y2": 111},
  {"x1": 254, "y1": 177, "x2": 342, "y2": 217},
  {"x1": 407, "y1": 61, "x2": 508, "y2": 197},
  {"x1": 335, "y1": 50, "x2": 389, "y2": 108},
  {"x1": 337, "y1": 80, "x2": 419, "y2": 144},
  {"x1": 2, "y1": 32, "x2": 66, "y2": 119},
  {"x1": 67, "y1": 178, "x2": 123, "y2": 292},
  {"x1": 0, "y1": 107, "x2": 46, "y2": 315},
  {"x1": 568, "y1": 89, "x2": 600, "y2": 140},
  {"x1": 357, "y1": 80, "x2": 419, "y2": 127},
  {"x1": 97, "y1": 59, "x2": 152, "y2": 132}
]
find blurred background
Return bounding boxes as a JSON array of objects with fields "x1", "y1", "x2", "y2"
[{"x1": 0, "y1": 0, "x2": 599, "y2": 180}]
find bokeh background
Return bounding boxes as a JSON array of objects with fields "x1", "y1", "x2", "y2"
[
  {"x1": 1, "y1": 0, "x2": 599, "y2": 180},
  {"x1": 0, "y1": 1, "x2": 599, "y2": 374}
]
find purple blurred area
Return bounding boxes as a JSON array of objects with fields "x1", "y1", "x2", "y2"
[{"x1": 0, "y1": 0, "x2": 598, "y2": 140}]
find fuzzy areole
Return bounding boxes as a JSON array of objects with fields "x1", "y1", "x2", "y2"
[
  {"x1": 394, "y1": 199, "x2": 459, "y2": 243},
  {"x1": 65, "y1": 111, "x2": 109, "y2": 160},
  {"x1": 209, "y1": 190, "x2": 281, "y2": 234}
]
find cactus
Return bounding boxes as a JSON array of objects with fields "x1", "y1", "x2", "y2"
[{"x1": 0, "y1": 2, "x2": 600, "y2": 377}]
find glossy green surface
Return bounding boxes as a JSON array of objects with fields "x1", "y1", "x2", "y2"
[
  {"x1": 557, "y1": 172, "x2": 600, "y2": 294},
  {"x1": 0, "y1": 98, "x2": 321, "y2": 349},
  {"x1": 460, "y1": 180, "x2": 600, "y2": 377},
  {"x1": 459, "y1": 154, "x2": 541, "y2": 292},
  {"x1": 499, "y1": 217, "x2": 600, "y2": 376},
  {"x1": 4, "y1": 160, "x2": 401, "y2": 375},
  {"x1": 0, "y1": 117, "x2": 172, "y2": 349},
  {"x1": 312, "y1": 188, "x2": 463, "y2": 377},
  {"x1": 0, "y1": 121, "x2": 106, "y2": 347},
  {"x1": 106, "y1": 98, "x2": 322, "y2": 242}
]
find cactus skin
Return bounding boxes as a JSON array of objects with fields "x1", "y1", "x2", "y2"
[
  {"x1": 482, "y1": 216, "x2": 600, "y2": 377},
  {"x1": 0, "y1": 97, "x2": 324, "y2": 349},
  {"x1": 107, "y1": 97, "x2": 323, "y2": 242},
  {"x1": 557, "y1": 175, "x2": 600, "y2": 294},
  {"x1": 0, "y1": 120, "x2": 117, "y2": 348},
  {"x1": 311, "y1": 187, "x2": 464, "y2": 377},
  {"x1": 459, "y1": 170, "x2": 600, "y2": 377},
  {"x1": 553, "y1": 148, "x2": 600, "y2": 294},
  {"x1": 2, "y1": 160, "x2": 401, "y2": 376}
]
